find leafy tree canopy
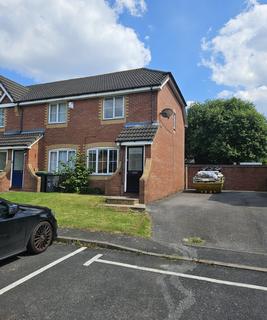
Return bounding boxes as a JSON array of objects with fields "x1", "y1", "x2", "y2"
[{"x1": 186, "y1": 98, "x2": 267, "y2": 164}]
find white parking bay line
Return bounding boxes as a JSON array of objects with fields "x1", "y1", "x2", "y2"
[
  {"x1": 83, "y1": 254, "x2": 103, "y2": 266},
  {"x1": 0, "y1": 247, "x2": 87, "y2": 296},
  {"x1": 95, "y1": 259, "x2": 267, "y2": 292}
]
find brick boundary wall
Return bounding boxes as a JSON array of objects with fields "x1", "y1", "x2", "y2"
[{"x1": 186, "y1": 164, "x2": 267, "y2": 192}]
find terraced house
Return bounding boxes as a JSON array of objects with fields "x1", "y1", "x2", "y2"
[{"x1": 0, "y1": 68, "x2": 186, "y2": 203}]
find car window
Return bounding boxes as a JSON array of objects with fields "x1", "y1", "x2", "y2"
[{"x1": 0, "y1": 202, "x2": 9, "y2": 218}]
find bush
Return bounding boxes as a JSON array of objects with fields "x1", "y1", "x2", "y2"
[
  {"x1": 79, "y1": 186, "x2": 104, "y2": 195},
  {"x1": 58, "y1": 153, "x2": 92, "y2": 193}
]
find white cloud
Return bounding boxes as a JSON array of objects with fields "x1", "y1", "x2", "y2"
[
  {"x1": 218, "y1": 86, "x2": 267, "y2": 115},
  {"x1": 0, "y1": 0, "x2": 150, "y2": 82},
  {"x1": 114, "y1": 0, "x2": 147, "y2": 16},
  {"x1": 201, "y1": 0, "x2": 267, "y2": 115},
  {"x1": 186, "y1": 101, "x2": 196, "y2": 107}
]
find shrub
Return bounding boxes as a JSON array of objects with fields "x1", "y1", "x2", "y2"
[
  {"x1": 58, "y1": 153, "x2": 92, "y2": 193},
  {"x1": 79, "y1": 186, "x2": 104, "y2": 195}
]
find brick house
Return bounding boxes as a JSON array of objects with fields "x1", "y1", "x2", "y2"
[{"x1": 0, "y1": 68, "x2": 186, "y2": 203}]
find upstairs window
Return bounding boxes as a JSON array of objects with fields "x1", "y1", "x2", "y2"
[
  {"x1": 49, "y1": 102, "x2": 67, "y2": 124},
  {"x1": 0, "y1": 109, "x2": 5, "y2": 127},
  {"x1": 87, "y1": 148, "x2": 118, "y2": 175},
  {"x1": 103, "y1": 96, "x2": 124, "y2": 120},
  {"x1": 49, "y1": 149, "x2": 76, "y2": 172}
]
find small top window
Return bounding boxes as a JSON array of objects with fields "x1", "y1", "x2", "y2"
[
  {"x1": 0, "y1": 109, "x2": 5, "y2": 127},
  {"x1": 103, "y1": 96, "x2": 124, "y2": 120},
  {"x1": 49, "y1": 103, "x2": 67, "y2": 124}
]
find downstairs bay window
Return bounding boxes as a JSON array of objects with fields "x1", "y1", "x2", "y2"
[
  {"x1": 87, "y1": 148, "x2": 118, "y2": 175},
  {"x1": 48, "y1": 149, "x2": 76, "y2": 172}
]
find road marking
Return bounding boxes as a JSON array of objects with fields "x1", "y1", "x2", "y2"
[
  {"x1": 95, "y1": 258, "x2": 267, "y2": 292},
  {"x1": 83, "y1": 254, "x2": 103, "y2": 266},
  {"x1": 0, "y1": 247, "x2": 87, "y2": 296}
]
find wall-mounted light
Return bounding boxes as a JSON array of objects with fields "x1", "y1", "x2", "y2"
[{"x1": 68, "y1": 101, "x2": 74, "y2": 109}]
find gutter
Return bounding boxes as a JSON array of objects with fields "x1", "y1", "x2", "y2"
[{"x1": 0, "y1": 85, "x2": 163, "y2": 108}]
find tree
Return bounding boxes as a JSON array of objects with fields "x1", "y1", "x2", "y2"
[
  {"x1": 58, "y1": 153, "x2": 92, "y2": 193},
  {"x1": 186, "y1": 98, "x2": 267, "y2": 164}
]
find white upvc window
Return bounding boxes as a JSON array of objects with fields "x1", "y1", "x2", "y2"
[
  {"x1": 87, "y1": 148, "x2": 118, "y2": 175},
  {"x1": 103, "y1": 96, "x2": 124, "y2": 120},
  {"x1": 48, "y1": 102, "x2": 67, "y2": 124},
  {"x1": 48, "y1": 149, "x2": 76, "y2": 172},
  {"x1": 0, "y1": 109, "x2": 5, "y2": 127},
  {"x1": 0, "y1": 151, "x2": 7, "y2": 171}
]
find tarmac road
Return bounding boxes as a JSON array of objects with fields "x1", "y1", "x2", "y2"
[{"x1": 0, "y1": 243, "x2": 266, "y2": 320}]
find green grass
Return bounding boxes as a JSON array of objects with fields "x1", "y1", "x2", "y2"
[
  {"x1": 1, "y1": 192, "x2": 151, "y2": 238},
  {"x1": 183, "y1": 236, "x2": 205, "y2": 245}
]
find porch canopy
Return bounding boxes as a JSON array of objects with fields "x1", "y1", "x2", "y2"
[
  {"x1": 116, "y1": 122, "x2": 158, "y2": 145},
  {"x1": 0, "y1": 131, "x2": 43, "y2": 149}
]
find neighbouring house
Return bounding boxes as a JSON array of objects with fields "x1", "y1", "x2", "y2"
[{"x1": 0, "y1": 68, "x2": 186, "y2": 203}]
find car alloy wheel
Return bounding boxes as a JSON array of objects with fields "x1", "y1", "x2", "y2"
[{"x1": 28, "y1": 221, "x2": 53, "y2": 254}]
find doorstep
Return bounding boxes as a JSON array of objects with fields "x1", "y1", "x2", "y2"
[{"x1": 104, "y1": 203, "x2": 146, "y2": 212}]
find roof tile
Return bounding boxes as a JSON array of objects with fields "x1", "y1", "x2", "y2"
[
  {"x1": 0, "y1": 132, "x2": 43, "y2": 148},
  {"x1": 116, "y1": 123, "x2": 158, "y2": 142}
]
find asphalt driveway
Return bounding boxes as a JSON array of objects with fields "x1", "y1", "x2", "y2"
[{"x1": 148, "y1": 191, "x2": 267, "y2": 255}]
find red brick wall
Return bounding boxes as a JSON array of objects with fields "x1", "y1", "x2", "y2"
[
  {"x1": 23, "y1": 144, "x2": 40, "y2": 192},
  {"x1": 20, "y1": 92, "x2": 155, "y2": 172},
  {"x1": 0, "y1": 173, "x2": 10, "y2": 192},
  {"x1": 0, "y1": 96, "x2": 12, "y2": 104},
  {"x1": 142, "y1": 82, "x2": 185, "y2": 203},
  {"x1": 20, "y1": 92, "x2": 155, "y2": 194},
  {"x1": 187, "y1": 165, "x2": 267, "y2": 191},
  {"x1": 5, "y1": 107, "x2": 21, "y2": 131}
]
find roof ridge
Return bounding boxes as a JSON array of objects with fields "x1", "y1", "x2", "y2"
[
  {"x1": 26, "y1": 67, "x2": 168, "y2": 88},
  {"x1": 142, "y1": 67, "x2": 169, "y2": 74}
]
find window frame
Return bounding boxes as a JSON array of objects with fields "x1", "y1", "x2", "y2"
[
  {"x1": 0, "y1": 150, "x2": 7, "y2": 171},
  {"x1": 87, "y1": 147, "x2": 119, "y2": 175},
  {"x1": 103, "y1": 96, "x2": 125, "y2": 120},
  {"x1": 0, "y1": 108, "x2": 5, "y2": 128},
  {"x1": 48, "y1": 148, "x2": 76, "y2": 172},
  {"x1": 48, "y1": 102, "x2": 68, "y2": 124}
]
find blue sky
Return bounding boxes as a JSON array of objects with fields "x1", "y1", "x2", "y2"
[
  {"x1": 118, "y1": 0, "x2": 249, "y2": 102},
  {"x1": 0, "y1": 0, "x2": 267, "y2": 115}
]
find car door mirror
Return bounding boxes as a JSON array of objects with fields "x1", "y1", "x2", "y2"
[{"x1": 8, "y1": 204, "x2": 19, "y2": 216}]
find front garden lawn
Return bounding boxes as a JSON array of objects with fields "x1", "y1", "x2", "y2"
[{"x1": 1, "y1": 192, "x2": 151, "y2": 238}]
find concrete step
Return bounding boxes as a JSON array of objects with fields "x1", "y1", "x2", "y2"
[
  {"x1": 104, "y1": 203, "x2": 146, "y2": 212},
  {"x1": 105, "y1": 196, "x2": 139, "y2": 206}
]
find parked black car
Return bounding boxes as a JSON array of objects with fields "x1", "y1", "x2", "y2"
[{"x1": 0, "y1": 198, "x2": 57, "y2": 260}]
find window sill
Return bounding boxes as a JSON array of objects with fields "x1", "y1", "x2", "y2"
[
  {"x1": 46, "y1": 122, "x2": 68, "y2": 128},
  {"x1": 91, "y1": 173, "x2": 114, "y2": 176},
  {"x1": 103, "y1": 116, "x2": 124, "y2": 120},
  {"x1": 89, "y1": 174, "x2": 115, "y2": 181},
  {"x1": 101, "y1": 118, "x2": 125, "y2": 125}
]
